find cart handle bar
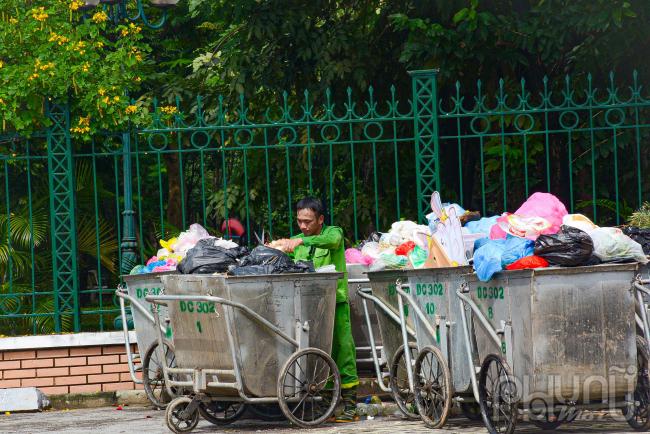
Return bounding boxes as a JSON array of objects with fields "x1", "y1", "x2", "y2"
[
  {"x1": 116, "y1": 289, "x2": 165, "y2": 331},
  {"x1": 394, "y1": 283, "x2": 439, "y2": 342},
  {"x1": 146, "y1": 294, "x2": 299, "y2": 348},
  {"x1": 455, "y1": 287, "x2": 503, "y2": 349},
  {"x1": 635, "y1": 280, "x2": 650, "y2": 297},
  {"x1": 355, "y1": 287, "x2": 416, "y2": 338}
]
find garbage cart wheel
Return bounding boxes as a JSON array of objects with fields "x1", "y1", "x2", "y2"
[
  {"x1": 623, "y1": 336, "x2": 650, "y2": 431},
  {"x1": 389, "y1": 342, "x2": 419, "y2": 419},
  {"x1": 143, "y1": 341, "x2": 178, "y2": 409},
  {"x1": 248, "y1": 404, "x2": 286, "y2": 421},
  {"x1": 478, "y1": 354, "x2": 518, "y2": 434},
  {"x1": 166, "y1": 396, "x2": 200, "y2": 433},
  {"x1": 460, "y1": 402, "x2": 482, "y2": 421},
  {"x1": 413, "y1": 345, "x2": 452, "y2": 428},
  {"x1": 198, "y1": 401, "x2": 246, "y2": 425},
  {"x1": 277, "y1": 348, "x2": 341, "y2": 427}
]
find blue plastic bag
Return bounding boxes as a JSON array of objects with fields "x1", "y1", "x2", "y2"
[
  {"x1": 473, "y1": 236, "x2": 534, "y2": 281},
  {"x1": 465, "y1": 216, "x2": 499, "y2": 235},
  {"x1": 501, "y1": 237, "x2": 534, "y2": 267},
  {"x1": 473, "y1": 239, "x2": 506, "y2": 282}
]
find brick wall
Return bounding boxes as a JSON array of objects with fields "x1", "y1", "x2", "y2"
[{"x1": 0, "y1": 334, "x2": 143, "y2": 395}]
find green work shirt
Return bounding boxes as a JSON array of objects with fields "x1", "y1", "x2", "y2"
[{"x1": 291, "y1": 225, "x2": 348, "y2": 303}]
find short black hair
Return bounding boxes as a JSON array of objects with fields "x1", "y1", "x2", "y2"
[{"x1": 296, "y1": 197, "x2": 325, "y2": 217}]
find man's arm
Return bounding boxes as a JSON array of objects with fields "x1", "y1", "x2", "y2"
[{"x1": 300, "y1": 227, "x2": 343, "y2": 250}]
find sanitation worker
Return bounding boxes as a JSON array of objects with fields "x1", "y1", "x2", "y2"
[{"x1": 273, "y1": 197, "x2": 359, "y2": 423}]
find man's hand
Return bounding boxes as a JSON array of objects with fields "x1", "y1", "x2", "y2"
[{"x1": 271, "y1": 238, "x2": 303, "y2": 253}]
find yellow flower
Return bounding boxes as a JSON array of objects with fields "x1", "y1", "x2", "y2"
[
  {"x1": 113, "y1": 96, "x2": 120, "y2": 102},
  {"x1": 160, "y1": 106, "x2": 178, "y2": 115},
  {"x1": 81, "y1": 62, "x2": 90, "y2": 72},
  {"x1": 98, "y1": 88, "x2": 106, "y2": 96},
  {"x1": 134, "y1": 76, "x2": 142, "y2": 83},
  {"x1": 69, "y1": 1, "x2": 84, "y2": 12},
  {"x1": 9, "y1": 18, "x2": 18, "y2": 24},
  {"x1": 95, "y1": 41, "x2": 104, "y2": 48},
  {"x1": 91, "y1": 11, "x2": 109, "y2": 24},
  {"x1": 125, "y1": 105, "x2": 138, "y2": 115},
  {"x1": 0, "y1": 61, "x2": 3, "y2": 68},
  {"x1": 31, "y1": 7, "x2": 48, "y2": 21},
  {"x1": 129, "y1": 23, "x2": 142, "y2": 34},
  {"x1": 77, "y1": 116, "x2": 90, "y2": 127},
  {"x1": 120, "y1": 28, "x2": 129, "y2": 37},
  {"x1": 135, "y1": 54, "x2": 143, "y2": 62},
  {"x1": 102, "y1": 96, "x2": 110, "y2": 105},
  {"x1": 28, "y1": 73, "x2": 39, "y2": 81}
]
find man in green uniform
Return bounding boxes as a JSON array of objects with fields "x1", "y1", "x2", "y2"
[{"x1": 274, "y1": 197, "x2": 359, "y2": 422}]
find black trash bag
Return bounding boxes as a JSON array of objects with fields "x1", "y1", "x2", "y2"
[
  {"x1": 178, "y1": 239, "x2": 249, "y2": 274},
  {"x1": 229, "y1": 246, "x2": 315, "y2": 275},
  {"x1": 623, "y1": 227, "x2": 650, "y2": 255},
  {"x1": 228, "y1": 264, "x2": 276, "y2": 276},
  {"x1": 228, "y1": 261, "x2": 315, "y2": 276},
  {"x1": 534, "y1": 225, "x2": 594, "y2": 266}
]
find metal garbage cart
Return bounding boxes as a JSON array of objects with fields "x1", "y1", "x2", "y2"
[
  {"x1": 360, "y1": 270, "x2": 418, "y2": 419},
  {"x1": 456, "y1": 263, "x2": 650, "y2": 434},
  {"x1": 117, "y1": 272, "x2": 179, "y2": 408},
  {"x1": 147, "y1": 272, "x2": 343, "y2": 432},
  {"x1": 390, "y1": 266, "x2": 477, "y2": 428},
  {"x1": 346, "y1": 264, "x2": 383, "y2": 372}
]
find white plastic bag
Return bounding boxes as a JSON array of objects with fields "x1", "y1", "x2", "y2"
[{"x1": 589, "y1": 227, "x2": 648, "y2": 263}]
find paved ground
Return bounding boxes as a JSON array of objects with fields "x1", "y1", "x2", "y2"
[{"x1": 0, "y1": 405, "x2": 648, "y2": 434}]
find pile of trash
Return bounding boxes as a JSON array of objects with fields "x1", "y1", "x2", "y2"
[
  {"x1": 470, "y1": 193, "x2": 647, "y2": 281},
  {"x1": 346, "y1": 191, "x2": 649, "y2": 282},
  {"x1": 346, "y1": 192, "x2": 481, "y2": 271},
  {"x1": 129, "y1": 224, "x2": 315, "y2": 276}
]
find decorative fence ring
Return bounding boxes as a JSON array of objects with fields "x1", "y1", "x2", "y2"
[
  {"x1": 470, "y1": 116, "x2": 491, "y2": 135},
  {"x1": 277, "y1": 127, "x2": 297, "y2": 145},
  {"x1": 513, "y1": 114, "x2": 535, "y2": 132},
  {"x1": 363, "y1": 122, "x2": 384, "y2": 141},
  {"x1": 190, "y1": 131, "x2": 211, "y2": 149},
  {"x1": 0, "y1": 295, "x2": 21, "y2": 315},
  {"x1": 559, "y1": 111, "x2": 580, "y2": 130},
  {"x1": 147, "y1": 133, "x2": 169, "y2": 151},
  {"x1": 234, "y1": 129, "x2": 254, "y2": 147},
  {"x1": 320, "y1": 124, "x2": 341, "y2": 143},
  {"x1": 605, "y1": 108, "x2": 626, "y2": 127}
]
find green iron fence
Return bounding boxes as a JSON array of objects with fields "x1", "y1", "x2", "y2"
[{"x1": 1, "y1": 69, "x2": 649, "y2": 336}]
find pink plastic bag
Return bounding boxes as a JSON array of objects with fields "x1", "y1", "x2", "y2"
[
  {"x1": 345, "y1": 248, "x2": 374, "y2": 265},
  {"x1": 491, "y1": 193, "x2": 567, "y2": 240}
]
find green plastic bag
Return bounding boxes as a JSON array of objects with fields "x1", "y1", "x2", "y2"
[{"x1": 408, "y1": 245, "x2": 428, "y2": 269}]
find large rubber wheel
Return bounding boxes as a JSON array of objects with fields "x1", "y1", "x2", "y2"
[
  {"x1": 143, "y1": 341, "x2": 177, "y2": 409},
  {"x1": 198, "y1": 401, "x2": 246, "y2": 425},
  {"x1": 478, "y1": 354, "x2": 518, "y2": 434},
  {"x1": 623, "y1": 335, "x2": 650, "y2": 431},
  {"x1": 165, "y1": 396, "x2": 200, "y2": 433},
  {"x1": 277, "y1": 348, "x2": 341, "y2": 427},
  {"x1": 247, "y1": 404, "x2": 287, "y2": 421},
  {"x1": 389, "y1": 342, "x2": 419, "y2": 419},
  {"x1": 460, "y1": 402, "x2": 482, "y2": 421},
  {"x1": 413, "y1": 345, "x2": 452, "y2": 428}
]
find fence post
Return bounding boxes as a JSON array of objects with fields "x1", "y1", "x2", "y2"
[
  {"x1": 120, "y1": 131, "x2": 138, "y2": 275},
  {"x1": 46, "y1": 101, "x2": 80, "y2": 332},
  {"x1": 409, "y1": 69, "x2": 441, "y2": 223}
]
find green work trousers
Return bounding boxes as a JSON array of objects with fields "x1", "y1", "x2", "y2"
[{"x1": 331, "y1": 302, "x2": 359, "y2": 389}]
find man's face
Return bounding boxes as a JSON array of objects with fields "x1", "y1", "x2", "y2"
[{"x1": 297, "y1": 208, "x2": 324, "y2": 236}]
